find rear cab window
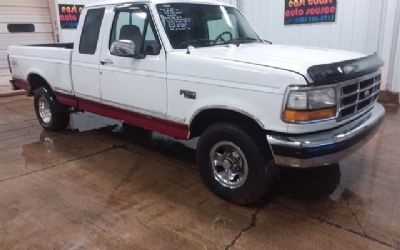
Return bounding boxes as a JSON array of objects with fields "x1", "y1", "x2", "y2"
[{"x1": 79, "y1": 8, "x2": 105, "y2": 55}]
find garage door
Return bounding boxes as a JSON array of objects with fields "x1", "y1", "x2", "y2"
[{"x1": 0, "y1": 0, "x2": 55, "y2": 83}]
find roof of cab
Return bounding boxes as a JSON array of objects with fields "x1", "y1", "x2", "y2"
[{"x1": 86, "y1": 0, "x2": 233, "y2": 8}]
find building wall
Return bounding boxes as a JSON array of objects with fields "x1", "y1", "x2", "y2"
[
  {"x1": 238, "y1": 0, "x2": 400, "y2": 93},
  {"x1": 0, "y1": 0, "x2": 55, "y2": 85},
  {"x1": 393, "y1": 25, "x2": 400, "y2": 92},
  {"x1": 55, "y1": 0, "x2": 99, "y2": 42},
  {"x1": 377, "y1": 0, "x2": 400, "y2": 93},
  {"x1": 218, "y1": 0, "x2": 237, "y2": 6},
  {"x1": 238, "y1": 0, "x2": 382, "y2": 54}
]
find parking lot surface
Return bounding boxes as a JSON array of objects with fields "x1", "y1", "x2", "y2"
[{"x1": 0, "y1": 96, "x2": 399, "y2": 250}]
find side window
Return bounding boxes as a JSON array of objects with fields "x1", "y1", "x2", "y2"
[
  {"x1": 110, "y1": 5, "x2": 161, "y2": 56},
  {"x1": 79, "y1": 8, "x2": 105, "y2": 55}
]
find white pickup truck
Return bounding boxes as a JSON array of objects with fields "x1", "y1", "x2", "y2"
[{"x1": 8, "y1": 0, "x2": 385, "y2": 205}]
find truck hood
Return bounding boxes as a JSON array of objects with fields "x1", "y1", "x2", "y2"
[{"x1": 189, "y1": 43, "x2": 367, "y2": 81}]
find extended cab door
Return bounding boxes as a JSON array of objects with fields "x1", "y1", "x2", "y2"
[
  {"x1": 99, "y1": 4, "x2": 167, "y2": 117},
  {"x1": 71, "y1": 7, "x2": 105, "y2": 100}
]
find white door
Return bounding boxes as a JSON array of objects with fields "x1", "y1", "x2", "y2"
[
  {"x1": 99, "y1": 4, "x2": 167, "y2": 117},
  {"x1": 0, "y1": 0, "x2": 54, "y2": 86},
  {"x1": 71, "y1": 7, "x2": 105, "y2": 100}
]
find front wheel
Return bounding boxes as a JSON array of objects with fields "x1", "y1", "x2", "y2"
[
  {"x1": 197, "y1": 123, "x2": 278, "y2": 206},
  {"x1": 34, "y1": 87, "x2": 70, "y2": 131}
]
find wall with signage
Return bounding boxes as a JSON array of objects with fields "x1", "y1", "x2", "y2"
[
  {"x1": 284, "y1": 0, "x2": 337, "y2": 25},
  {"x1": 238, "y1": 0, "x2": 382, "y2": 53},
  {"x1": 58, "y1": 4, "x2": 84, "y2": 29},
  {"x1": 55, "y1": 0, "x2": 99, "y2": 42}
]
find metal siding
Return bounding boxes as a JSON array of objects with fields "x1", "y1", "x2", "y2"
[
  {"x1": 0, "y1": 50, "x2": 7, "y2": 69},
  {"x1": 217, "y1": 0, "x2": 237, "y2": 6},
  {"x1": 0, "y1": 69, "x2": 10, "y2": 85},
  {"x1": 0, "y1": 0, "x2": 54, "y2": 70},
  {"x1": 0, "y1": 33, "x2": 54, "y2": 48},
  {"x1": 375, "y1": 0, "x2": 398, "y2": 91},
  {"x1": 239, "y1": 0, "x2": 382, "y2": 54},
  {"x1": 0, "y1": 23, "x2": 52, "y2": 33},
  {"x1": 0, "y1": 15, "x2": 51, "y2": 23},
  {"x1": 393, "y1": 25, "x2": 400, "y2": 92},
  {"x1": 0, "y1": 0, "x2": 49, "y2": 7}
]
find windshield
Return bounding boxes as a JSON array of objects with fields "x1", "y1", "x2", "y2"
[{"x1": 156, "y1": 3, "x2": 261, "y2": 49}]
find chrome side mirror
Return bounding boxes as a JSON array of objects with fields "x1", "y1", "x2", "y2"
[{"x1": 110, "y1": 40, "x2": 136, "y2": 57}]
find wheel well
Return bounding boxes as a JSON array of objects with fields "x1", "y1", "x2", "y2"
[
  {"x1": 190, "y1": 109, "x2": 265, "y2": 139},
  {"x1": 27, "y1": 74, "x2": 53, "y2": 95}
]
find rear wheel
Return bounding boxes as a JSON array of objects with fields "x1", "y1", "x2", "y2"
[
  {"x1": 34, "y1": 87, "x2": 70, "y2": 131},
  {"x1": 197, "y1": 123, "x2": 278, "y2": 206}
]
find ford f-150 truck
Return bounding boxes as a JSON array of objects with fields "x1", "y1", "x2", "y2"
[{"x1": 7, "y1": 0, "x2": 385, "y2": 205}]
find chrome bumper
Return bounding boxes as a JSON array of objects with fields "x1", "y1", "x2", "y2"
[{"x1": 267, "y1": 103, "x2": 385, "y2": 168}]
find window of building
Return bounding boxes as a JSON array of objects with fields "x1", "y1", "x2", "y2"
[{"x1": 7, "y1": 24, "x2": 35, "y2": 33}]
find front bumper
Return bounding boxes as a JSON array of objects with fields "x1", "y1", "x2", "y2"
[{"x1": 267, "y1": 103, "x2": 385, "y2": 168}]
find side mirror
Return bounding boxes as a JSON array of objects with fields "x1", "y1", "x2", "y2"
[{"x1": 110, "y1": 40, "x2": 136, "y2": 57}]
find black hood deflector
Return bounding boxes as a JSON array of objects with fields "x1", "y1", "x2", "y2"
[{"x1": 307, "y1": 54, "x2": 384, "y2": 85}]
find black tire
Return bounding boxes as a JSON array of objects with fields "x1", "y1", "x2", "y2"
[
  {"x1": 34, "y1": 87, "x2": 70, "y2": 131},
  {"x1": 197, "y1": 123, "x2": 278, "y2": 206}
]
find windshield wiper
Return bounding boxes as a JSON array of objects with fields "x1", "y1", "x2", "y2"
[
  {"x1": 225, "y1": 37, "x2": 259, "y2": 46},
  {"x1": 178, "y1": 39, "x2": 214, "y2": 48}
]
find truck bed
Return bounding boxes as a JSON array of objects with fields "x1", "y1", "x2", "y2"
[{"x1": 8, "y1": 44, "x2": 74, "y2": 94}]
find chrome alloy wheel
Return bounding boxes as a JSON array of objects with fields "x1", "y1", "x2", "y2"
[
  {"x1": 38, "y1": 97, "x2": 52, "y2": 124},
  {"x1": 210, "y1": 141, "x2": 249, "y2": 189}
]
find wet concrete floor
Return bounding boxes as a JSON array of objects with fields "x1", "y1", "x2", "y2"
[{"x1": 0, "y1": 95, "x2": 399, "y2": 249}]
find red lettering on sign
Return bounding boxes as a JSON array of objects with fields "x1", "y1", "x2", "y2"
[{"x1": 289, "y1": 0, "x2": 306, "y2": 8}]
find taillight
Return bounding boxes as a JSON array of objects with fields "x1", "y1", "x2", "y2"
[{"x1": 7, "y1": 54, "x2": 12, "y2": 73}]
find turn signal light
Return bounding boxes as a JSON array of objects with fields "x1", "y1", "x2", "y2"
[{"x1": 284, "y1": 108, "x2": 336, "y2": 123}]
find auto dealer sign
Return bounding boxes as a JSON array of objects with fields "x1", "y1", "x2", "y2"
[
  {"x1": 58, "y1": 4, "x2": 84, "y2": 29},
  {"x1": 284, "y1": 0, "x2": 337, "y2": 25}
]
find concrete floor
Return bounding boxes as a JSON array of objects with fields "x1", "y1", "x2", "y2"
[{"x1": 0, "y1": 95, "x2": 399, "y2": 250}]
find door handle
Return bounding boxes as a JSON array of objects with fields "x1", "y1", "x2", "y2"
[{"x1": 100, "y1": 59, "x2": 113, "y2": 65}]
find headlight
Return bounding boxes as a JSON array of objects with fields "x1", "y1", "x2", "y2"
[
  {"x1": 284, "y1": 87, "x2": 337, "y2": 123},
  {"x1": 308, "y1": 88, "x2": 336, "y2": 109}
]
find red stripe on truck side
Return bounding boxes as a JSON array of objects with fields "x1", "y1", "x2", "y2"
[
  {"x1": 12, "y1": 78, "x2": 29, "y2": 91},
  {"x1": 55, "y1": 92, "x2": 79, "y2": 107},
  {"x1": 55, "y1": 92, "x2": 189, "y2": 140}
]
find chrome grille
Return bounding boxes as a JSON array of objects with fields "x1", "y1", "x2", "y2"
[{"x1": 338, "y1": 73, "x2": 381, "y2": 120}]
